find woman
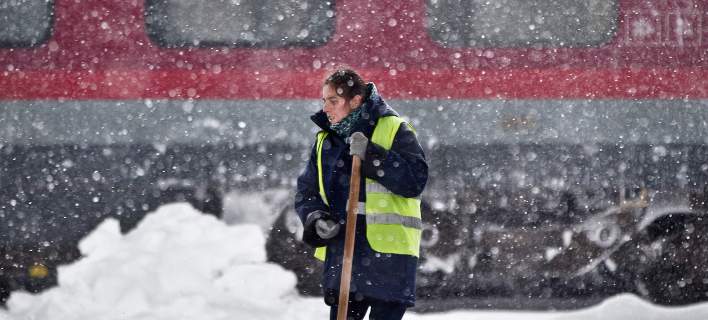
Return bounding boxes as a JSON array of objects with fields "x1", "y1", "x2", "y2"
[{"x1": 295, "y1": 68, "x2": 428, "y2": 320}]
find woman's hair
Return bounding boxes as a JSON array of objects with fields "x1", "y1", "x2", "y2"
[{"x1": 323, "y1": 68, "x2": 366, "y2": 101}]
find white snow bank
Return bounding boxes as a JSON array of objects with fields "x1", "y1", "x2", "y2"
[
  {"x1": 406, "y1": 293, "x2": 708, "y2": 320},
  {"x1": 2, "y1": 203, "x2": 327, "y2": 320}
]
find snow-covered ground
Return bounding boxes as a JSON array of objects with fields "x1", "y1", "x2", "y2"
[{"x1": 1, "y1": 203, "x2": 707, "y2": 320}]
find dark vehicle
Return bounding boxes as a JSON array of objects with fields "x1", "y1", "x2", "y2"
[{"x1": 1, "y1": 0, "x2": 708, "y2": 309}]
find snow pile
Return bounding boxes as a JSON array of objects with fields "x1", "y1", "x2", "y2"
[
  {"x1": 567, "y1": 294, "x2": 708, "y2": 320},
  {"x1": 405, "y1": 294, "x2": 708, "y2": 320},
  {"x1": 2, "y1": 203, "x2": 326, "y2": 320}
]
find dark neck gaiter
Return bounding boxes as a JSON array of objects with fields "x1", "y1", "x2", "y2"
[{"x1": 329, "y1": 107, "x2": 363, "y2": 138}]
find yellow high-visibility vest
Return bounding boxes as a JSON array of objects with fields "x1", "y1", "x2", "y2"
[{"x1": 313, "y1": 116, "x2": 422, "y2": 261}]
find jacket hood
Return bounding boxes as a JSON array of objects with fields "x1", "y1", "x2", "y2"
[{"x1": 311, "y1": 82, "x2": 399, "y2": 134}]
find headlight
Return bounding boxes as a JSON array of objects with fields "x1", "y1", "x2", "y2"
[{"x1": 28, "y1": 263, "x2": 49, "y2": 279}]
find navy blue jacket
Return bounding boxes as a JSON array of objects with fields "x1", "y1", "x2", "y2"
[{"x1": 295, "y1": 83, "x2": 428, "y2": 306}]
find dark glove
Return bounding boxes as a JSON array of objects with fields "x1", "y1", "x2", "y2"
[
  {"x1": 302, "y1": 210, "x2": 340, "y2": 248},
  {"x1": 348, "y1": 131, "x2": 368, "y2": 160}
]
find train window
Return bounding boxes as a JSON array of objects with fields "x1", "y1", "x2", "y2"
[
  {"x1": 0, "y1": 0, "x2": 53, "y2": 47},
  {"x1": 145, "y1": 0, "x2": 335, "y2": 48},
  {"x1": 426, "y1": 0, "x2": 617, "y2": 48}
]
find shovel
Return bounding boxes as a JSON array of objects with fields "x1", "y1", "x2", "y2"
[{"x1": 337, "y1": 154, "x2": 362, "y2": 320}]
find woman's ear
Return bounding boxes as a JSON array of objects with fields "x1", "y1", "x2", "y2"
[{"x1": 350, "y1": 94, "x2": 363, "y2": 109}]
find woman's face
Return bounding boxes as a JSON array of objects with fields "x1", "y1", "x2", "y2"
[{"x1": 322, "y1": 84, "x2": 360, "y2": 124}]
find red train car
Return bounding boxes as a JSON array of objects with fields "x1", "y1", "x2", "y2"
[{"x1": 2, "y1": 0, "x2": 708, "y2": 308}]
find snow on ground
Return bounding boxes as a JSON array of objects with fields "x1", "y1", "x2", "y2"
[{"x1": 1, "y1": 203, "x2": 707, "y2": 320}]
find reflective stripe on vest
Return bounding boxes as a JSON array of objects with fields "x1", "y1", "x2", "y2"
[
  {"x1": 313, "y1": 116, "x2": 422, "y2": 261},
  {"x1": 316, "y1": 131, "x2": 330, "y2": 207},
  {"x1": 313, "y1": 131, "x2": 329, "y2": 261}
]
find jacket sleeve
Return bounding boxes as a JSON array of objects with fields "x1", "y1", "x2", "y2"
[
  {"x1": 362, "y1": 123, "x2": 428, "y2": 198},
  {"x1": 295, "y1": 141, "x2": 330, "y2": 224}
]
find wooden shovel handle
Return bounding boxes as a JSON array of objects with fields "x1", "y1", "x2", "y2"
[{"x1": 337, "y1": 155, "x2": 362, "y2": 320}]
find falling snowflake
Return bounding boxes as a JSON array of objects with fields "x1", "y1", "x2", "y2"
[{"x1": 632, "y1": 18, "x2": 656, "y2": 39}]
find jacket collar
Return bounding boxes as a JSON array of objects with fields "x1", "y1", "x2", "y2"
[{"x1": 311, "y1": 82, "x2": 399, "y2": 137}]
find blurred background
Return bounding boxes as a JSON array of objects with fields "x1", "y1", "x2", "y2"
[{"x1": 1, "y1": 0, "x2": 708, "y2": 311}]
